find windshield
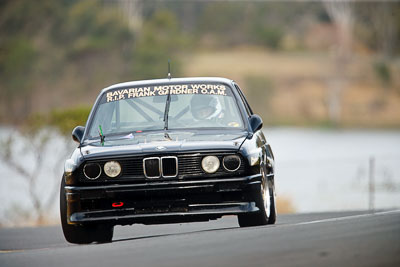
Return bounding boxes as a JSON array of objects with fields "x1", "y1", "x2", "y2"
[{"x1": 86, "y1": 82, "x2": 244, "y2": 139}]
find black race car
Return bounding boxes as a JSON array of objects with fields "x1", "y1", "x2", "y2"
[{"x1": 61, "y1": 77, "x2": 276, "y2": 244}]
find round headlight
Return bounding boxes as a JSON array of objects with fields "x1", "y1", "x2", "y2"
[
  {"x1": 223, "y1": 155, "x2": 241, "y2": 172},
  {"x1": 201, "y1": 156, "x2": 220, "y2": 174},
  {"x1": 83, "y1": 163, "x2": 101, "y2": 180},
  {"x1": 104, "y1": 161, "x2": 121, "y2": 178}
]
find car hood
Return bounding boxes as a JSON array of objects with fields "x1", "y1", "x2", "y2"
[{"x1": 80, "y1": 130, "x2": 248, "y2": 159}]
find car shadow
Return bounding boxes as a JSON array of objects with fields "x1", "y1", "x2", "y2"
[
  {"x1": 110, "y1": 225, "x2": 241, "y2": 244},
  {"x1": 110, "y1": 222, "x2": 280, "y2": 244}
]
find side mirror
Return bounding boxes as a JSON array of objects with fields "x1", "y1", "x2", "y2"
[
  {"x1": 72, "y1": 126, "x2": 85, "y2": 144},
  {"x1": 249, "y1": 114, "x2": 263, "y2": 132}
]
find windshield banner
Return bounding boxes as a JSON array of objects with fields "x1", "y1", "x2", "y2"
[{"x1": 103, "y1": 83, "x2": 231, "y2": 103}]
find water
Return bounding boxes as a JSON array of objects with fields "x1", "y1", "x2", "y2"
[
  {"x1": 266, "y1": 127, "x2": 400, "y2": 212},
  {"x1": 0, "y1": 128, "x2": 74, "y2": 226},
  {"x1": 0, "y1": 127, "x2": 399, "y2": 226}
]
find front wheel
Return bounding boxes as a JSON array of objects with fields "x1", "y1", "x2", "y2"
[
  {"x1": 60, "y1": 176, "x2": 114, "y2": 244},
  {"x1": 238, "y1": 168, "x2": 276, "y2": 227}
]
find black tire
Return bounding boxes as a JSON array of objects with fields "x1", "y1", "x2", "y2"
[
  {"x1": 238, "y1": 168, "x2": 277, "y2": 227},
  {"x1": 60, "y1": 176, "x2": 114, "y2": 244},
  {"x1": 267, "y1": 180, "x2": 277, "y2": 225}
]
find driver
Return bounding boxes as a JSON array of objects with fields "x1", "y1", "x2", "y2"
[{"x1": 190, "y1": 94, "x2": 223, "y2": 122}]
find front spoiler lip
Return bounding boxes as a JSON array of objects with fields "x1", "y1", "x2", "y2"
[
  {"x1": 66, "y1": 174, "x2": 262, "y2": 224},
  {"x1": 70, "y1": 202, "x2": 259, "y2": 223},
  {"x1": 65, "y1": 174, "x2": 262, "y2": 193}
]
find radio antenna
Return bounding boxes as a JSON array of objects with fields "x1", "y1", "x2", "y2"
[{"x1": 167, "y1": 59, "x2": 171, "y2": 80}]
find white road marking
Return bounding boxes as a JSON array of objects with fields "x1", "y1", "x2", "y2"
[
  {"x1": 0, "y1": 250, "x2": 24, "y2": 253},
  {"x1": 287, "y1": 209, "x2": 400, "y2": 227}
]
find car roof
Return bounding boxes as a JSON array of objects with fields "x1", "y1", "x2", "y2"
[{"x1": 102, "y1": 77, "x2": 235, "y2": 93}]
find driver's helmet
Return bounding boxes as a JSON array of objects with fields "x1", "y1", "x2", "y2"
[{"x1": 190, "y1": 94, "x2": 222, "y2": 120}]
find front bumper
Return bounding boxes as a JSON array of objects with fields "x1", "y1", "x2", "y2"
[{"x1": 65, "y1": 174, "x2": 262, "y2": 225}]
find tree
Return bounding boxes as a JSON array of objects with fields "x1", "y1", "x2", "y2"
[
  {"x1": 131, "y1": 10, "x2": 184, "y2": 79},
  {"x1": 115, "y1": 0, "x2": 143, "y2": 33},
  {"x1": 0, "y1": 106, "x2": 90, "y2": 226},
  {"x1": 322, "y1": 0, "x2": 354, "y2": 124}
]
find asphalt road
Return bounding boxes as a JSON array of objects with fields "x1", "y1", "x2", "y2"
[{"x1": 1, "y1": 210, "x2": 399, "y2": 267}]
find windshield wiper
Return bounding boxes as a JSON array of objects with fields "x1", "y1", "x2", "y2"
[
  {"x1": 163, "y1": 60, "x2": 173, "y2": 141},
  {"x1": 163, "y1": 88, "x2": 172, "y2": 140}
]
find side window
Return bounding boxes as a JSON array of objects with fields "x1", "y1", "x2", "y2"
[{"x1": 234, "y1": 84, "x2": 253, "y2": 116}]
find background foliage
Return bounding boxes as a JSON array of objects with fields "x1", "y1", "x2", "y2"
[{"x1": 0, "y1": 0, "x2": 399, "y2": 128}]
